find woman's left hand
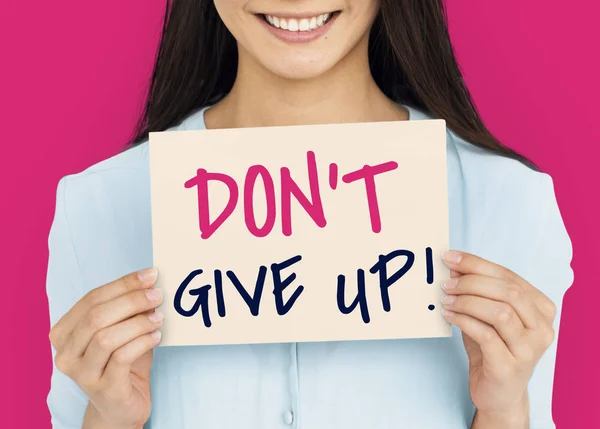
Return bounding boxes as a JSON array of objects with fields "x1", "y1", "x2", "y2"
[{"x1": 441, "y1": 250, "x2": 557, "y2": 426}]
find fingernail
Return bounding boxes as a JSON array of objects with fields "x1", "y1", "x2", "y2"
[
  {"x1": 441, "y1": 295, "x2": 456, "y2": 306},
  {"x1": 146, "y1": 288, "x2": 163, "y2": 301},
  {"x1": 442, "y1": 278, "x2": 458, "y2": 290},
  {"x1": 443, "y1": 250, "x2": 463, "y2": 265},
  {"x1": 148, "y1": 311, "x2": 164, "y2": 324},
  {"x1": 151, "y1": 330, "x2": 162, "y2": 343},
  {"x1": 442, "y1": 309, "x2": 455, "y2": 318},
  {"x1": 138, "y1": 267, "x2": 157, "y2": 284}
]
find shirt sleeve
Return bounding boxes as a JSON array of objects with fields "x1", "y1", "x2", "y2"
[
  {"x1": 45, "y1": 176, "x2": 89, "y2": 428},
  {"x1": 525, "y1": 172, "x2": 574, "y2": 429}
]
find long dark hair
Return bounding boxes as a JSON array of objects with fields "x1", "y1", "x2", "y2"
[{"x1": 128, "y1": 0, "x2": 536, "y2": 170}]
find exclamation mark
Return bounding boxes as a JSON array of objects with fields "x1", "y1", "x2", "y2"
[{"x1": 426, "y1": 247, "x2": 435, "y2": 311}]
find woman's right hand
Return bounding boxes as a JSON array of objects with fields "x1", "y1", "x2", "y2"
[{"x1": 49, "y1": 268, "x2": 164, "y2": 429}]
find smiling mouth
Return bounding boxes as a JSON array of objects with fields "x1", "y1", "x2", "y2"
[{"x1": 261, "y1": 12, "x2": 339, "y2": 32}]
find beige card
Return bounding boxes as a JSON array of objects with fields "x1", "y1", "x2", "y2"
[{"x1": 149, "y1": 119, "x2": 451, "y2": 347}]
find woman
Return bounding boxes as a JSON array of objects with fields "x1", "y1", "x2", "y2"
[{"x1": 46, "y1": 0, "x2": 573, "y2": 428}]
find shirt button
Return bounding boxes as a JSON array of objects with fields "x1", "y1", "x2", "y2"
[{"x1": 283, "y1": 410, "x2": 294, "y2": 425}]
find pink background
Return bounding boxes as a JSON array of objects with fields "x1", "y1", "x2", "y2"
[{"x1": 1, "y1": 1, "x2": 598, "y2": 427}]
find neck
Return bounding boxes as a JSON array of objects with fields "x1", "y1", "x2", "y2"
[{"x1": 204, "y1": 36, "x2": 407, "y2": 129}]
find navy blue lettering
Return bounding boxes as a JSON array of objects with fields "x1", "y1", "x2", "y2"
[
  {"x1": 425, "y1": 247, "x2": 434, "y2": 284},
  {"x1": 174, "y1": 269, "x2": 212, "y2": 327},
  {"x1": 336, "y1": 269, "x2": 371, "y2": 323},
  {"x1": 214, "y1": 269, "x2": 226, "y2": 317},
  {"x1": 370, "y1": 249, "x2": 415, "y2": 312},
  {"x1": 226, "y1": 266, "x2": 268, "y2": 316},
  {"x1": 271, "y1": 255, "x2": 305, "y2": 316}
]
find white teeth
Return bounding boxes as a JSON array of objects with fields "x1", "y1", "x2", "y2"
[
  {"x1": 288, "y1": 18, "x2": 299, "y2": 31},
  {"x1": 265, "y1": 13, "x2": 333, "y2": 32},
  {"x1": 299, "y1": 18, "x2": 309, "y2": 31}
]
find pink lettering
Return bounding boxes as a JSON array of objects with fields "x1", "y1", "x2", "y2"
[
  {"x1": 184, "y1": 169, "x2": 239, "y2": 239},
  {"x1": 244, "y1": 165, "x2": 276, "y2": 238},
  {"x1": 342, "y1": 161, "x2": 398, "y2": 233},
  {"x1": 280, "y1": 151, "x2": 327, "y2": 236},
  {"x1": 184, "y1": 152, "x2": 395, "y2": 238}
]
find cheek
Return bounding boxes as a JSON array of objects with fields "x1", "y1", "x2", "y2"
[
  {"x1": 213, "y1": 0, "x2": 249, "y2": 32},
  {"x1": 347, "y1": 0, "x2": 381, "y2": 33}
]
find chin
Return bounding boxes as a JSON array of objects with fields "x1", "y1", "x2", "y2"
[{"x1": 261, "y1": 57, "x2": 337, "y2": 81}]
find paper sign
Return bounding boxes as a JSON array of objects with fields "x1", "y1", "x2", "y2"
[{"x1": 149, "y1": 119, "x2": 451, "y2": 347}]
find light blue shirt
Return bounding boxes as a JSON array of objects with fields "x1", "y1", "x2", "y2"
[{"x1": 46, "y1": 104, "x2": 573, "y2": 428}]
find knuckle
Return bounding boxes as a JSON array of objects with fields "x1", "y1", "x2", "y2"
[
  {"x1": 48, "y1": 326, "x2": 60, "y2": 348},
  {"x1": 505, "y1": 282, "x2": 523, "y2": 303},
  {"x1": 545, "y1": 299, "x2": 557, "y2": 320},
  {"x1": 54, "y1": 352, "x2": 70, "y2": 375},
  {"x1": 501, "y1": 267, "x2": 518, "y2": 282},
  {"x1": 125, "y1": 291, "x2": 148, "y2": 314},
  {"x1": 128, "y1": 294, "x2": 152, "y2": 317},
  {"x1": 541, "y1": 325, "x2": 556, "y2": 347},
  {"x1": 111, "y1": 349, "x2": 130, "y2": 365},
  {"x1": 494, "y1": 303, "x2": 513, "y2": 324},
  {"x1": 94, "y1": 330, "x2": 114, "y2": 351},
  {"x1": 84, "y1": 288, "x2": 102, "y2": 307},
  {"x1": 123, "y1": 272, "x2": 142, "y2": 291},
  {"x1": 85, "y1": 309, "x2": 105, "y2": 331},
  {"x1": 454, "y1": 295, "x2": 471, "y2": 311},
  {"x1": 480, "y1": 327, "x2": 497, "y2": 344}
]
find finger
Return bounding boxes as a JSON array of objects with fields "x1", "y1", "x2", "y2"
[
  {"x1": 83, "y1": 311, "x2": 164, "y2": 381},
  {"x1": 443, "y1": 310, "x2": 514, "y2": 369},
  {"x1": 103, "y1": 331, "x2": 162, "y2": 384},
  {"x1": 50, "y1": 268, "x2": 158, "y2": 351},
  {"x1": 442, "y1": 251, "x2": 554, "y2": 320},
  {"x1": 443, "y1": 250, "x2": 517, "y2": 282},
  {"x1": 443, "y1": 274, "x2": 542, "y2": 329},
  {"x1": 531, "y1": 293, "x2": 558, "y2": 323},
  {"x1": 442, "y1": 294, "x2": 525, "y2": 354},
  {"x1": 67, "y1": 287, "x2": 164, "y2": 358}
]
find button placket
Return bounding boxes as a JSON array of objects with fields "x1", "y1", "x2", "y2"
[
  {"x1": 282, "y1": 410, "x2": 294, "y2": 425},
  {"x1": 286, "y1": 342, "x2": 300, "y2": 427}
]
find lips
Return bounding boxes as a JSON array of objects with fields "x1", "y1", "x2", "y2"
[{"x1": 256, "y1": 10, "x2": 340, "y2": 43}]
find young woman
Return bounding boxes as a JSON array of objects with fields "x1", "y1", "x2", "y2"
[{"x1": 46, "y1": 0, "x2": 573, "y2": 428}]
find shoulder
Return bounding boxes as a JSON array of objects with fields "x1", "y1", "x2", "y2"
[
  {"x1": 408, "y1": 105, "x2": 571, "y2": 292},
  {"x1": 57, "y1": 106, "x2": 207, "y2": 201},
  {"x1": 50, "y1": 109, "x2": 206, "y2": 285},
  {"x1": 445, "y1": 122, "x2": 573, "y2": 295},
  {"x1": 448, "y1": 127, "x2": 554, "y2": 205},
  {"x1": 54, "y1": 141, "x2": 151, "y2": 240},
  {"x1": 406, "y1": 104, "x2": 558, "y2": 216}
]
